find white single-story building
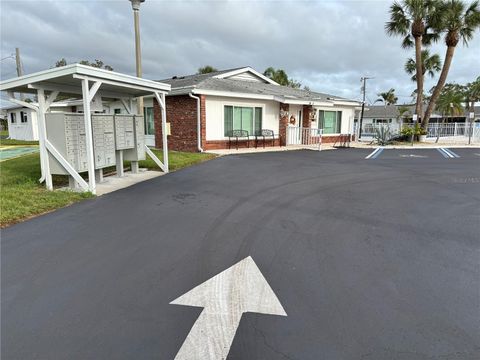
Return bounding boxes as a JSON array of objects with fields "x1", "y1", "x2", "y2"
[
  {"x1": 151, "y1": 67, "x2": 361, "y2": 151},
  {"x1": 3, "y1": 67, "x2": 362, "y2": 149}
]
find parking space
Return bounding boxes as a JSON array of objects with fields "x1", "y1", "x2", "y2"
[
  {"x1": 2, "y1": 149, "x2": 479, "y2": 359},
  {"x1": 446, "y1": 147, "x2": 480, "y2": 160},
  {"x1": 364, "y1": 147, "x2": 472, "y2": 161}
]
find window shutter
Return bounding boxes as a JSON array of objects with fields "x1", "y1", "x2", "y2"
[{"x1": 224, "y1": 106, "x2": 233, "y2": 136}]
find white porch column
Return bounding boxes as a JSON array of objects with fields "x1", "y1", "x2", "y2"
[
  {"x1": 154, "y1": 92, "x2": 168, "y2": 173},
  {"x1": 161, "y1": 92, "x2": 168, "y2": 172},
  {"x1": 37, "y1": 89, "x2": 53, "y2": 190},
  {"x1": 81, "y1": 79, "x2": 96, "y2": 194}
]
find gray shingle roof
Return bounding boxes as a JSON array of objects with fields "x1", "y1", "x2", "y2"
[
  {"x1": 157, "y1": 67, "x2": 358, "y2": 103},
  {"x1": 157, "y1": 67, "x2": 246, "y2": 89}
]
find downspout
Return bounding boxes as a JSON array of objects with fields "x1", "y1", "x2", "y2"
[{"x1": 189, "y1": 92, "x2": 204, "y2": 152}]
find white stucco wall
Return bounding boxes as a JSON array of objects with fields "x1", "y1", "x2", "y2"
[{"x1": 204, "y1": 96, "x2": 280, "y2": 140}]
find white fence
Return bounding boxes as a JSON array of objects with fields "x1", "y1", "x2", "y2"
[
  {"x1": 358, "y1": 122, "x2": 480, "y2": 144},
  {"x1": 359, "y1": 123, "x2": 401, "y2": 138},
  {"x1": 286, "y1": 126, "x2": 323, "y2": 150}
]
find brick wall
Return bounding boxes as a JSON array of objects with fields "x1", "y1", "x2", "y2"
[
  {"x1": 279, "y1": 103, "x2": 289, "y2": 146},
  {"x1": 302, "y1": 105, "x2": 313, "y2": 128},
  {"x1": 321, "y1": 134, "x2": 355, "y2": 143},
  {"x1": 154, "y1": 95, "x2": 199, "y2": 152}
]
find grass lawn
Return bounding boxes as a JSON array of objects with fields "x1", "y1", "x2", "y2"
[
  {"x1": 0, "y1": 138, "x2": 39, "y2": 147},
  {"x1": 0, "y1": 149, "x2": 215, "y2": 227},
  {"x1": 139, "y1": 149, "x2": 216, "y2": 171},
  {"x1": 0, "y1": 154, "x2": 93, "y2": 228}
]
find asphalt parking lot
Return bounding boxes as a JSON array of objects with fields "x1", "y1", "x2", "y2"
[{"x1": 2, "y1": 148, "x2": 479, "y2": 359}]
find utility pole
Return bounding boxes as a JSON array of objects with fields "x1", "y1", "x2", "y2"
[
  {"x1": 15, "y1": 48, "x2": 23, "y2": 77},
  {"x1": 128, "y1": 0, "x2": 145, "y2": 115},
  {"x1": 128, "y1": 0, "x2": 145, "y2": 174},
  {"x1": 359, "y1": 76, "x2": 373, "y2": 139},
  {"x1": 15, "y1": 48, "x2": 25, "y2": 100}
]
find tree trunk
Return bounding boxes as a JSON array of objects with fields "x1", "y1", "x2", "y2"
[
  {"x1": 414, "y1": 36, "x2": 424, "y2": 121},
  {"x1": 422, "y1": 46, "x2": 456, "y2": 128}
]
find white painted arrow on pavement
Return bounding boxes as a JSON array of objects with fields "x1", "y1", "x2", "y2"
[{"x1": 170, "y1": 256, "x2": 287, "y2": 360}]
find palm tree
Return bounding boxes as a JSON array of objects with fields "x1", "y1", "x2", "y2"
[
  {"x1": 263, "y1": 67, "x2": 301, "y2": 88},
  {"x1": 422, "y1": 0, "x2": 480, "y2": 128},
  {"x1": 397, "y1": 105, "x2": 411, "y2": 123},
  {"x1": 464, "y1": 76, "x2": 480, "y2": 113},
  {"x1": 197, "y1": 65, "x2": 218, "y2": 74},
  {"x1": 376, "y1": 88, "x2": 399, "y2": 105},
  {"x1": 434, "y1": 87, "x2": 464, "y2": 141},
  {"x1": 404, "y1": 49, "x2": 442, "y2": 81},
  {"x1": 386, "y1": 0, "x2": 442, "y2": 120}
]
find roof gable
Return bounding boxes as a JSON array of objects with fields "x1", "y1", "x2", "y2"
[{"x1": 213, "y1": 67, "x2": 279, "y2": 85}]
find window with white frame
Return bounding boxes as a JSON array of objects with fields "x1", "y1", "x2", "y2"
[
  {"x1": 20, "y1": 111, "x2": 28, "y2": 123},
  {"x1": 144, "y1": 107, "x2": 155, "y2": 135},
  {"x1": 10, "y1": 112, "x2": 16, "y2": 124},
  {"x1": 318, "y1": 110, "x2": 342, "y2": 134},
  {"x1": 224, "y1": 105, "x2": 262, "y2": 136},
  {"x1": 114, "y1": 108, "x2": 122, "y2": 114}
]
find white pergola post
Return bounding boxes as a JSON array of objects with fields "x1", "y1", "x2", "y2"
[
  {"x1": 155, "y1": 92, "x2": 169, "y2": 173},
  {"x1": 81, "y1": 78, "x2": 97, "y2": 194},
  {"x1": 37, "y1": 89, "x2": 53, "y2": 190}
]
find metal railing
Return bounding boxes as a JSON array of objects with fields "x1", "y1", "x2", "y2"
[
  {"x1": 357, "y1": 122, "x2": 480, "y2": 144},
  {"x1": 409, "y1": 123, "x2": 479, "y2": 143},
  {"x1": 286, "y1": 126, "x2": 323, "y2": 150}
]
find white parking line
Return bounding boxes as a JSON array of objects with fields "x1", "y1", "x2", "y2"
[
  {"x1": 365, "y1": 147, "x2": 383, "y2": 159},
  {"x1": 443, "y1": 148, "x2": 460, "y2": 158},
  {"x1": 437, "y1": 148, "x2": 460, "y2": 158}
]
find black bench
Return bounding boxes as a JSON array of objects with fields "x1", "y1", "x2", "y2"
[
  {"x1": 228, "y1": 130, "x2": 250, "y2": 149},
  {"x1": 255, "y1": 129, "x2": 276, "y2": 148}
]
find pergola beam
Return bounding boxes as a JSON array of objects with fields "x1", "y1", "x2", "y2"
[
  {"x1": 73, "y1": 74, "x2": 163, "y2": 95},
  {"x1": 27, "y1": 83, "x2": 130, "y2": 101},
  {"x1": 6, "y1": 91, "x2": 39, "y2": 111},
  {"x1": 87, "y1": 81, "x2": 102, "y2": 103}
]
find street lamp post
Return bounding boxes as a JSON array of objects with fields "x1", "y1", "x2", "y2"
[{"x1": 128, "y1": 0, "x2": 145, "y2": 114}]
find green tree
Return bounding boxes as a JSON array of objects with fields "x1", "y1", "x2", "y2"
[
  {"x1": 464, "y1": 76, "x2": 480, "y2": 113},
  {"x1": 55, "y1": 58, "x2": 67, "y2": 67},
  {"x1": 263, "y1": 67, "x2": 301, "y2": 88},
  {"x1": 422, "y1": 0, "x2": 480, "y2": 127},
  {"x1": 436, "y1": 87, "x2": 464, "y2": 116},
  {"x1": 404, "y1": 49, "x2": 442, "y2": 81},
  {"x1": 55, "y1": 58, "x2": 114, "y2": 71},
  {"x1": 376, "y1": 88, "x2": 399, "y2": 105},
  {"x1": 386, "y1": 0, "x2": 442, "y2": 120},
  {"x1": 397, "y1": 105, "x2": 412, "y2": 123},
  {"x1": 434, "y1": 86, "x2": 465, "y2": 141},
  {"x1": 197, "y1": 65, "x2": 218, "y2": 74}
]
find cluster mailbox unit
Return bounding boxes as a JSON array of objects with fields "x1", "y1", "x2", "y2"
[
  {"x1": 0, "y1": 64, "x2": 170, "y2": 194},
  {"x1": 45, "y1": 112, "x2": 146, "y2": 189}
]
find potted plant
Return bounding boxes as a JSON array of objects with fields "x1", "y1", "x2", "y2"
[
  {"x1": 401, "y1": 126, "x2": 414, "y2": 142},
  {"x1": 418, "y1": 128, "x2": 428, "y2": 142}
]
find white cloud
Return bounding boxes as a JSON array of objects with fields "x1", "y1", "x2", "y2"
[{"x1": 1, "y1": 0, "x2": 479, "y2": 105}]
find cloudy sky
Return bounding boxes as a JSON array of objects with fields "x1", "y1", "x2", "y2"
[{"x1": 1, "y1": 0, "x2": 479, "y2": 106}]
